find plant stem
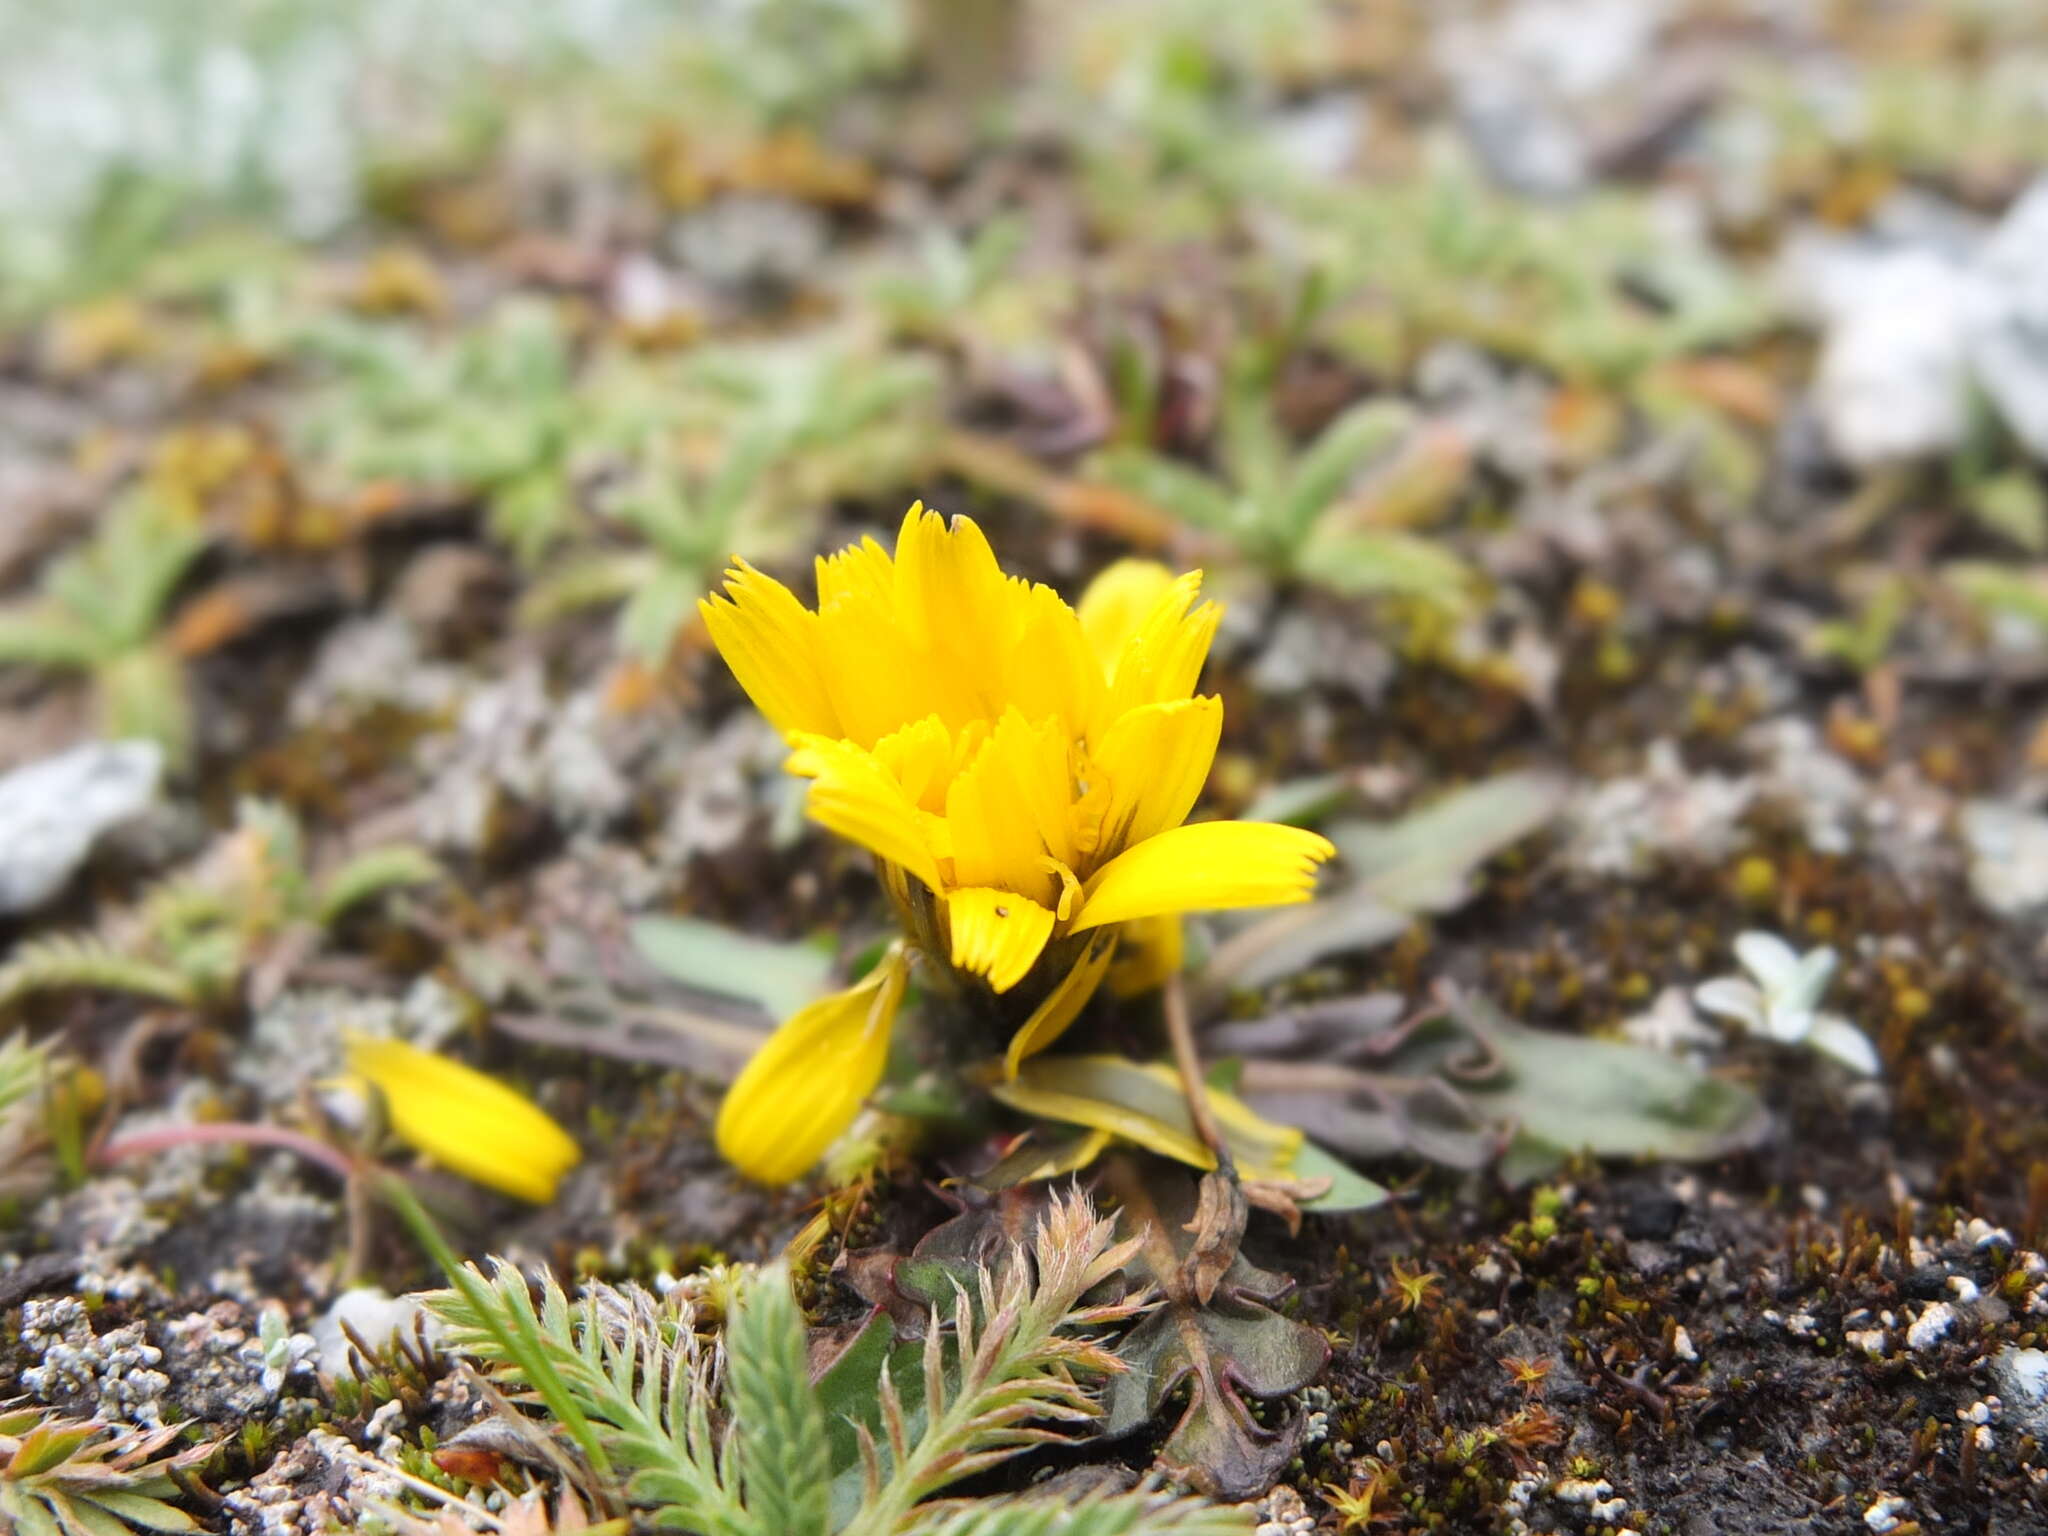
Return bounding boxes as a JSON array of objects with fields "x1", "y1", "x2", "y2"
[
  {"x1": 94, "y1": 1120, "x2": 359, "y2": 1184},
  {"x1": 1162, "y1": 974, "x2": 1233, "y2": 1176},
  {"x1": 377, "y1": 1174, "x2": 617, "y2": 1483}
]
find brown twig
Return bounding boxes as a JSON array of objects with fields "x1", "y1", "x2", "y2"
[{"x1": 1163, "y1": 972, "x2": 1234, "y2": 1177}]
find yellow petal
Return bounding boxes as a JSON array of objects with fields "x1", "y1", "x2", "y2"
[
  {"x1": 1077, "y1": 559, "x2": 1178, "y2": 674},
  {"x1": 1004, "y1": 928, "x2": 1117, "y2": 1075},
  {"x1": 814, "y1": 534, "x2": 895, "y2": 610},
  {"x1": 698, "y1": 560, "x2": 838, "y2": 737},
  {"x1": 811, "y1": 592, "x2": 939, "y2": 750},
  {"x1": 1102, "y1": 570, "x2": 1220, "y2": 721},
  {"x1": 716, "y1": 947, "x2": 910, "y2": 1183},
  {"x1": 943, "y1": 711, "x2": 1070, "y2": 901},
  {"x1": 1090, "y1": 695, "x2": 1222, "y2": 855},
  {"x1": 345, "y1": 1033, "x2": 580, "y2": 1204},
  {"x1": 948, "y1": 886, "x2": 1056, "y2": 993},
  {"x1": 989, "y1": 1053, "x2": 1303, "y2": 1178},
  {"x1": 1070, "y1": 821, "x2": 1335, "y2": 932},
  {"x1": 1107, "y1": 914, "x2": 1183, "y2": 996},
  {"x1": 787, "y1": 735, "x2": 946, "y2": 893},
  {"x1": 1003, "y1": 581, "x2": 1105, "y2": 742}
]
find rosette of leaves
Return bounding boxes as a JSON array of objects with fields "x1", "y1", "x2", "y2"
[
  {"x1": 1086, "y1": 352, "x2": 1474, "y2": 607},
  {"x1": 291, "y1": 301, "x2": 684, "y2": 565},
  {"x1": 683, "y1": 341, "x2": 942, "y2": 513},
  {"x1": 0, "y1": 1405, "x2": 215, "y2": 1535},
  {"x1": 0, "y1": 798, "x2": 440, "y2": 1013},
  {"x1": 0, "y1": 493, "x2": 209, "y2": 767},
  {"x1": 516, "y1": 418, "x2": 789, "y2": 664}
]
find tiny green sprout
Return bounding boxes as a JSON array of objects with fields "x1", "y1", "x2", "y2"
[
  {"x1": 1388, "y1": 1259, "x2": 1443, "y2": 1314},
  {"x1": 0, "y1": 493, "x2": 209, "y2": 767},
  {"x1": 1321, "y1": 1464, "x2": 1393, "y2": 1532},
  {"x1": 1531, "y1": 1186, "x2": 1566, "y2": 1220}
]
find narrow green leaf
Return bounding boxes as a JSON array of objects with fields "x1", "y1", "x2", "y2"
[
  {"x1": 726, "y1": 1265, "x2": 832, "y2": 1536},
  {"x1": 630, "y1": 916, "x2": 833, "y2": 1023}
]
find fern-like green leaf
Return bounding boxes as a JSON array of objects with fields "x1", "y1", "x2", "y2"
[
  {"x1": 313, "y1": 844, "x2": 443, "y2": 928},
  {"x1": 0, "y1": 608, "x2": 108, "y2": 672},
  {"x1": 0, "y1": 936, "x2": 196, "y2": 1010},
  {"x1": 97, "y1": 646, "x2": 193, "y2": 770},
  {"x1": 0, "y1": 1033, "x2": 53, "y2": 1119},
  {"x1": 727, "y1": 1266, "x2": 831, "y2": 1536}
]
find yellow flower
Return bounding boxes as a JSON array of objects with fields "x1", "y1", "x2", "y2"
[
  {"x1": 701, "y1": 505, "x2": 1334, "y2": 1182},
  {"x1": 345, "y1": 1034, "x2": 581, "y2": 1203}
]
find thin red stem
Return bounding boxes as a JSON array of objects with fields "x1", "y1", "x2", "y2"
[{"x1": 93, "y1": 1121, "x2": 359, "y2": 1185}]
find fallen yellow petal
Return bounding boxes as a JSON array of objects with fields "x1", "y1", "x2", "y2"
[
  {"x1": 345, "y1": 1033, "x2": 580, "y2": 1204},
  {"x1": 716, "y1": 946, "x2": 911, "y2": 1184}
]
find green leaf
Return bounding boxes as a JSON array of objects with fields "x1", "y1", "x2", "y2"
[
  {"x1": 1275, "y1": 399, "x2": 1411, "y2": 543},
  {"x1": 1085, "y1": 450, "x2": 1240, "y2": 535},
  {"x1": 0, "y1": 609, "x2": 107, "y2": 671},
  {"x1": 616, "y1": 567, "x2": 703, "y2": 663},
  {"x1": 1208, "y1": 771, "x2": 1567, "y2": 991},
  {"x1": 7, "y1": 1423, "x2": 96, "y2": 1478},
  {"x1": 899, "y1": 1488, "x2": 1252, "y2": 1536},
  {"x1": 80, "y1": 1491, "x2": 200, "y2": 1532},
  {"x1": 727, "y1": 1266, "x2": 832, "y2": 1536},
  {"x1": 1967, "y1": 469, "x2": 2047, "y2": 553},
  {"x1": 1294, "y1": 527, "x2": 1474, "y2": 606},
  {"x1": 1288, "y1": 1139, "x2": 1390, "y2": 1214},
  {"x1": 630, "y1": 916, "x2": 833, "y2": 1023},
  {"x1": 1441, "y1": 990, "x2": 1769, "y2": 1183},
  {"x1": 989, "y1": 1055, "x2": 1300, "y2": 1179},
  {"x1": 314, "y1": 845, "x2": 443, "y2": 928},
  {"x1": 1236, "y1": 772, "x2": 1352, "y2": 828},
  {"x1": 1946, "y1": 561, "x2": 2048, "y2": 630},
  {"x1": 97, "y1": 646, "x2": 192, "y2": 771}
]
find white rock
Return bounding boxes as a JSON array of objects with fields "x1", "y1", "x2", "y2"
[
  {"x1": 0, "y1": 741, "x2": 162, "y2": 914},
  {"x1": 1864, "y1": 1494, "x2": 1910, "y2": 1533},
  {"x1": 1966, "y1": 177, "x2": 2048, "y2": 457},
  {"x1": 1906, "y1": 1301, "x2": 1955, "y2": 1352},
  {"x1": 1809, "y1": 247, "x2": 1976, "y2": 467},
  {"x1": 312, "y1": 1287, "x2": 438, "y2": 1379}
]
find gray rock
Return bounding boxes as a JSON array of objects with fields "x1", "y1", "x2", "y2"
[
  {"x1": 0, "y1": 740, "x2": 162, "y2": 913},
  {"x1": 1993, "y1": 1346, "x2": 2048, "y2": 1437}
]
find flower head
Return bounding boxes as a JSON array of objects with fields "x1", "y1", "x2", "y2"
[
  {"x1": 345, "y1": 1033, "x2": 581, "y2": 1202},
  {"x1": 1693, "y1": 930, "x2": 1879, "y2": 1075},
  {"x1": 702, "y1": 505, "x2": 1335, "y2": 1181}
]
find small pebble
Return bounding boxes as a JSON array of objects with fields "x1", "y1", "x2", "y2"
[{"x1": 1906, "y1": 1301, "x2": 1955, "y2": 1351}]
